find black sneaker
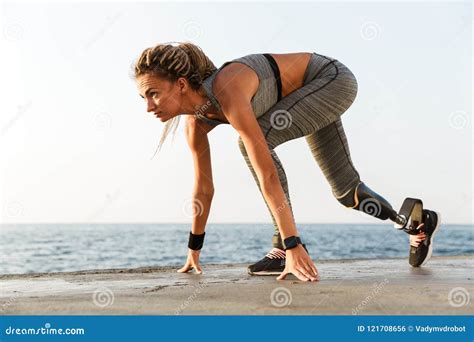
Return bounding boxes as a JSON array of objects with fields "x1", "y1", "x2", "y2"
[
  {"x1": 247, "y1": 248, "x2": 286, "y2": 275},
  {"x1": 247, "y1": 244, "x2": 309, "y2": 275},
  {"x1": 409, "y1": 210, "x2": 441, "y2": 267}
]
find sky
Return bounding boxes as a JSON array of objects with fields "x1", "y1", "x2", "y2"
[{"x1": 0, "y1": 0, "x2": 472, "y2": 225}]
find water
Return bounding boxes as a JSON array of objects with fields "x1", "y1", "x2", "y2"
[{"x1": 0, "y1": 223, "x2": 472, "y2": 275}]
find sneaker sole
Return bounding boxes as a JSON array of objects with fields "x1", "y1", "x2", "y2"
[
  {"x1": 418, "y1": 211, "x2": 442, "y2": 267},
  {"x1": 247, "y1": 270, "x2": 283, "y2": 276}
]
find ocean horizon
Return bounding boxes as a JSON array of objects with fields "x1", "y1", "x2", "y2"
[{"x1": 1, "y1": 223, "x2": 472, "y2": 275}]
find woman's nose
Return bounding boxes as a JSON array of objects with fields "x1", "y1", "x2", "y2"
[{"x1": 146, "y1": 100, "x2": 156, "y2": 113}]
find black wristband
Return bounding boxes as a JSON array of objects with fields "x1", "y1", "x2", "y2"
[
  {"x1": 283, "y1": 236, "x2": 302, "y2": 250},
  {"x1": 188, "y1": 232, "x2": 205, "y2": 250}
]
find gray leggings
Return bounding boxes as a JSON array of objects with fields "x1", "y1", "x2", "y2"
[{"x1": 238, "y1": 53, "x2": 362, "y2": 249}]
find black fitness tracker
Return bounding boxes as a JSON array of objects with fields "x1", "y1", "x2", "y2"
[
  {"x1": 283, "y1": 236, "x2": 302, "y2": 250},
  {"x1": 188, "y1": 232, "x2": 205, "y2": 250}
]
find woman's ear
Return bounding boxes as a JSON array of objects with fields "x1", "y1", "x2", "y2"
[{"x1": 177, "y1": 77, "x2": 188, "y2": 93}]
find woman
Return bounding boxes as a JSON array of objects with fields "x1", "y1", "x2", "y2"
[{"x1": 133, "y1": 42, "x2": 441, "y2": 282}]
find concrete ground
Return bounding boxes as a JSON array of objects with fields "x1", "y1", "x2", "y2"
[{"x1": 0, "y1": 255, "x2": 472, "y2": 315}]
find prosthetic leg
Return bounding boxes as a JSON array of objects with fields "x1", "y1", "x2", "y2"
[{"x1": 337, "y1": 181, "x2": 441, "y2": 266}]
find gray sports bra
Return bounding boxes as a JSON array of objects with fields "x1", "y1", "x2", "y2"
[{"x1": 197, "y1": 53, "x2": 282, "y2": 126}]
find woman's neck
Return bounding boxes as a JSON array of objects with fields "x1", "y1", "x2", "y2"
[{"x1": 192, "y1": 88, "x2": 222, "y2": 116}]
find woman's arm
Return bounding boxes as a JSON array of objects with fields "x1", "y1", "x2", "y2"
[
  {"x1": 185, "y1": 116, "x2": 215, "y2": 234},
  {"x1": 178, "y1": 116, "x2": 215, "y2": 274},
  {"x1": 213, "y1": 65, "x2": 318, "y2": 281}
]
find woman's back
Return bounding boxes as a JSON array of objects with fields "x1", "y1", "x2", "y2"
[{"x1": 199, "y1": 52, "x2": 315, "y2": 126}]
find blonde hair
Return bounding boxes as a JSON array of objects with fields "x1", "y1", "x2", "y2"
[{"x1": 133, "y1": 42, "x2": 216, "y2": 158}]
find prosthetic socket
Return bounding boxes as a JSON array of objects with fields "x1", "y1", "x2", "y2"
[{"x1": 336, "y1": 181, "x2": 408, "y2": 228}]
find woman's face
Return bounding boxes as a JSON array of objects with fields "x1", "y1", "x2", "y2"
[{"x1": 137, "y1": 74, "x2": 182, "y2": 122}]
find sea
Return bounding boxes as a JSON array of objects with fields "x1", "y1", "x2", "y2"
[{"x1": 0, "y1": 223, "x2": 472, "y2": 275}]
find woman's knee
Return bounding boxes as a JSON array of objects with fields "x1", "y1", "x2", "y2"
[
  {"x1": 338, "y1": 65, "x2": 358, "y2": 108},
  {"x1": 334, "y1": 185, "x2": 358, "y2": 208}
]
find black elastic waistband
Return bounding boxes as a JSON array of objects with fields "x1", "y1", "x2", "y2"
[{"x1": 263, "y1": 53, "x2": 282, "y2": 102}]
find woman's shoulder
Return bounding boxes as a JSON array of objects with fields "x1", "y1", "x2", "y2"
[{"x1": 213, "y1": 61, "x2": 259, "y2": 104}]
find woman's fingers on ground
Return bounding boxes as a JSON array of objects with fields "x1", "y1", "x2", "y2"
[
  {"x1": 193, "y1": 264, "x2": 203, "y2": 274},
  {"x1": 304, "y1": 266, "x2": 318, "y2": 281},
  {"x1": 278, "y1": 266, "x2": 320, "y2": 281},
  {"x1": 276, "y1": 270, "x2": 288, "y2": 280},
  {"x1": 177, "y1": 262, "x2": 203, "y2": 274},
  {"x1": 177, "y1": 262, "x2": 191, "y2": 273},
  {"x1": 302, "y1": 264, "x2": 317, "y2": 280},
  {"x1": 293, "y1": 268, "x2": 310, "y2": 281}
]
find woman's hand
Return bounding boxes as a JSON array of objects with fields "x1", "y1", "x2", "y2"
[
  {"x1": 277, "y1": 245, "x2": 319, "y2": 282},
  {"x1": 177, "y1": 249, "x2": 203, "y2": 274},
  {"x1": 409, "y1": 222, "x2": 427, "y2": 247}
]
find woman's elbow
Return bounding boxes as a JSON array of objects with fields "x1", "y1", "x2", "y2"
[{"x1": 195, "y1": 186, "x2": 215, "y2": 198}]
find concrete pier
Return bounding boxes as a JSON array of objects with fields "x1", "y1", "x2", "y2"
[{"x1": 0, "y1": 256, "x2": 472, "y2": 315}]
